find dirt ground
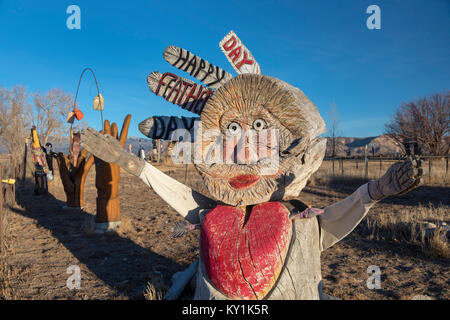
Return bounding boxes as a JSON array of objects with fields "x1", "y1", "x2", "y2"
[{"x1": 1, "y1": 162, "x2": 449, "y2": 300}]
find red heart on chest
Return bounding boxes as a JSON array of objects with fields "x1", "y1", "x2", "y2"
[{"x1": 201, "y1": 202, "x2": 292, "y2": 300}]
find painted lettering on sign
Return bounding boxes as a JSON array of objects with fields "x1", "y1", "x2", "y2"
[
  {"x1": 139, "y1": 116, "x2": 199, "y2": 141},
  {"x1": 147, "y1": 71, "x2": 213, "y2": 115},
  {"x1": 164, "y1": 46, "x2": 232, "y2": 89},
  {"x1": 219, "y1": 30, "x2": 261, "y2": 75}
]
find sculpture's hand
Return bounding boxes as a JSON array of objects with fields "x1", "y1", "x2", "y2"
[
  {"x1": 81, "y1": 123, "x2": 145, "y2": 177},
  {"x1": 368, "y1": 157, "x2": 423, "y2": 201}
]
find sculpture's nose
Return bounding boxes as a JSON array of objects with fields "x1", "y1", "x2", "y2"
[{"x1": 234, "y1": 133, "x2": 259, "y2": 164}]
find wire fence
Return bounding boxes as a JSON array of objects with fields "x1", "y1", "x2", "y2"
[{"x1": 322, "y1": 155, "x2": 450, "y2": 184}]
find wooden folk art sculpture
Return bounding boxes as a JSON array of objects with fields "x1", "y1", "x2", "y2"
[
  {"x1": 93, "y1": 115, "x2": 131, "y2": 232},
  {"x1": 30, "y1": 126, "x2": 49, "y2": 195},
  {"x1": 55, "y1": 130, "x2": 94, "y2": 208},
  {"x1": 81, "y1": 30, "x2": 424, "y2": 300},
  {"x1": 56, "y1": 115, "x2": 130, "y2": 230}
]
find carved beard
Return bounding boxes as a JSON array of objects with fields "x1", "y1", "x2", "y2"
[{"x1": 196, "y1": 137, "x2": 325, "y2": 206}]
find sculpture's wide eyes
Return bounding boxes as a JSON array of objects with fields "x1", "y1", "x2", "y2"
[
  {"x1": 227, "y1": 122, "x2": 241, "y2": 136},
  {"x1": 252, "y1": 118, "x2": 266, "y2": 131}
]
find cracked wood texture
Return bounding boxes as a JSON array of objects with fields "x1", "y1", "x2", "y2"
[
  {"x1": 219, "y1": 30, "x2": 261, "y2": 75},
  {"x1": 163, "y1": 46, "x2": 232, "y2": 89},
  {"x1": 196, "y1": 74, "x2": 326, "y2": 207},
  {"x1": 196, "y1": 214, "x2": 322, "y2": 300},
  {"x1": 200, "y1": 202, "x2": 292, "y2": 300},
  {"x1": 147, "y1": 71, "x2": 213, "y2": 115}
]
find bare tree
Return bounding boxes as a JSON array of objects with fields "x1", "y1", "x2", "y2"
[
  {"x1": 30, "y1": 89, "x2": 73, "y2": 146},
  {"x1": 385, "y1": 91, "x2": 450, "y2": 156},
  {"x1": 327, "y1": 102, "x2": 341, "y2": 173},
  {"x1": 0, "y1": 86, "x2": 30, "y2": 175}
]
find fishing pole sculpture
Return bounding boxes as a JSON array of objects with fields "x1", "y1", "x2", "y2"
[{"x1": 81, "y1": 31, "x2": 423, "y2": 300}]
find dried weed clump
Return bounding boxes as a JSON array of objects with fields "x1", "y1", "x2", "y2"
[
  {"x1": 359, "y1": 203, "x2": 449, "y2": 259},
  {"x1": 143, "y1": 272, "x2": 167, "y2": 300}
]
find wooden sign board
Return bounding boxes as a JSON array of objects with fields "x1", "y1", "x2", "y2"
[
  {"x1": 147, "y1": 71, "x2": 213, "y2": 115},
  {"x1": 164, "y1": 46, "x2": 232, "y2": 89},
  {"x1": 139, "y1": 116, "x2": 199, "y2": 141},
  {"x1": 219, "y1": 30, "x2": 261, "y2": 75}
]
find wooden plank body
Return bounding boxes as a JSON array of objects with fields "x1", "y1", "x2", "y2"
[
  {"x1": 201, "y1": 202, "x2": 292, "y2": 300},
  {"x1": 219, "y1": 30, "x2": 261, "y2": 75}
]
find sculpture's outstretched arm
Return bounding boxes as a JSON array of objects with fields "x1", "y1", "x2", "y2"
[
  {"x1": 81, "y1": 127, "x2": 216, "y2": 223},
  {"x1": 318, "y1": 157, "x2": 423, "y2": 251}
]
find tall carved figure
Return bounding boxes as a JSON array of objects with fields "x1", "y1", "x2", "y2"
[
  {"x1": 81, "y1": 31, "x2": 423, "y2": 300},
  {"x1": 30, "y1": 126, "x2": 49, "y2": 195}
]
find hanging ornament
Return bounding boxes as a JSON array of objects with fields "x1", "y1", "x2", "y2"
[
  {"x1": 93, "y1": 93, "x2": 104, "y2": 111},
  {"x1": 71, "y1": 67, "x2": 104, "y2": 130},
  {"x1": 66, "y1": 111, "x2": 75, "y2": 124},
  {"x1": 73, "y1": 107, "x2": 85, "y2": 120}
]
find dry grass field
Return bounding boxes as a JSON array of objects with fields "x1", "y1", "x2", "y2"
[{"x1": 0, "y1": 157, "x2": 448, "y2": 300}]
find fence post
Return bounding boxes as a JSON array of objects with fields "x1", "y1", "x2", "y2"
[
  {"x1": 446, "y1": 157, "x2": 448, "y2": 177},
  {"x1": 364, "y1": 146, "x2": 368, "y2": 180},
  {"x1": 379, "y1": 157, "x2": 382, "y2": 177},
  {"x1": 0, "y1": 164, "x2": 3, "y2": 253},
  {"x1": 340, "y1": 158, "x2": 344, "y2": 175},
  {"x1": 428, "y1": 158, "x2": 432, "y2": 182},
  {"x1": 22, "y1": 140, "x2": 28, "y2": 183},
  {"x1": 157, "y1": 139, "x2": 161, "y2": 165}
]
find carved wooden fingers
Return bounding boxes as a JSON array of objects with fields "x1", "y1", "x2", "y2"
[
  {"x1": 81, "y1": 127, "x2": 124, "y2": 164},
  {"x1": 368, "y1": 157, "x2": 424, "y2": 200}
]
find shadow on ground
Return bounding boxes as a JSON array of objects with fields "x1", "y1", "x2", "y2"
[{"x1": 11, "y1": 181, "x2": 184, "y2": 299}]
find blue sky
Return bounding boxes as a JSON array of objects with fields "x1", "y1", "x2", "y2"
[{"x1": 1, "y1": 0, "x2": 449, "y2": 138}]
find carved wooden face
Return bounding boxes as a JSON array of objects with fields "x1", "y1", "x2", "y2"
[{"x1": 195, "y1": 74, "x2": 326, "y2": 206}]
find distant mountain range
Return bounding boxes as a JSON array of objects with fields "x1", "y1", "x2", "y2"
[
  {"x1": 325, "y1": 134, "x2": 404, "y2": 157},
  {"x1": 0, "y1": 134, "x2": 441, "y2": 157}
]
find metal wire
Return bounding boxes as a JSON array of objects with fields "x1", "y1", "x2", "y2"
[{"x1": 72, "y1": 67, "x2": 103, "y2": 131}]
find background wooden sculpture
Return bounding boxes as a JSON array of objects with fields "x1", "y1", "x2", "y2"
[
  {"x1": 94, "y1": 115, "x2": 131, "y2": 228},
  {"x1": 55, "y1": 130, "x2": 94, "y2": 208},
  {"x1": 30, "y1": 126, "x2": 49, "y2": 195}
]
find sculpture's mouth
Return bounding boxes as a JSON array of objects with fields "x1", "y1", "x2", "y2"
[{"x1": 229, "y1": 174, "x2": 260, "y2": 190}]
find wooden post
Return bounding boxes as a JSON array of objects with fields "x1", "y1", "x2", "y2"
[
  {"x1": 11, "y1": 166, "x2": 15, "y2": 205},
  {"x1": 340, "y1": 158, "x2": 344, "y2": 175},
  {"x1": 379, "y1": 157, "x2": 382, "y2": 178},
  {"x1": 444, "y1": 156, "x2": 448, "y2": 176},
  {"x1": 22, "y1": 140, "x2": 28, "y2": 183},
  {"x1": 332, "y1": 157, "x2": 335, "y2": 175},
  {"x1": 364, "y1": 145, "x2": 368, "y2": 181},
  {"x1": 0, "y1": 164, "x2": 3, "y2": 253},
  {"x1": 428, "y1": 158, "x2": 432, "y2": 182},
  {"x1": 157, "y1": 139, "x2": 161, "y2": 165}
]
